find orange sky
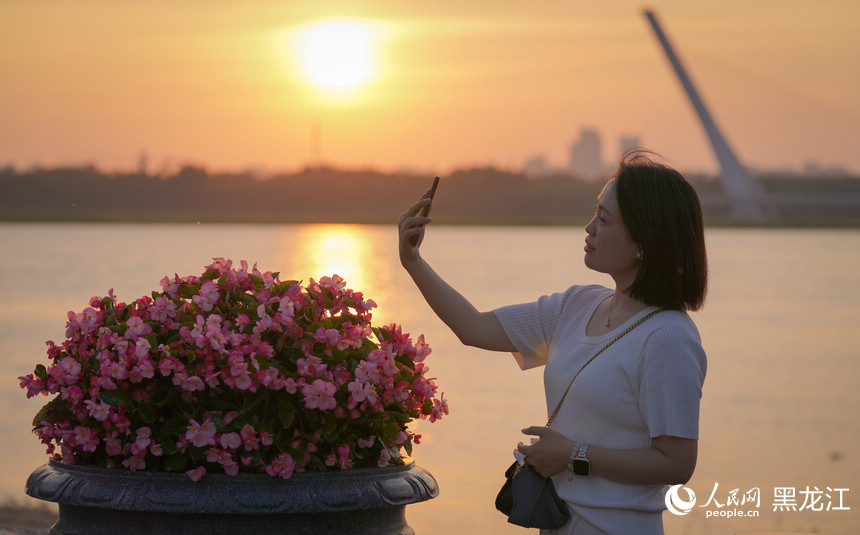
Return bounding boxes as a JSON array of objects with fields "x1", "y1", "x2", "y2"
[{"x1": 2, "y1": 0, "x2": 859, "y2": 175}]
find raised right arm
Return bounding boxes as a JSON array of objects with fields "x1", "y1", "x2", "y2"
[{"x1": 398, "y1": 196, "x2": 516, "y2": 352}]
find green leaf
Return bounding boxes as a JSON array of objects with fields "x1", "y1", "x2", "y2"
[
  {"x1": 100, "y1": 389, "x2": 131, "y2": 407},
  {"x1": 177, "y1": 284, "x2": 199, "y2": 298},
  {"x1": 162, "y1": 416, "x2": 189, "y2": 437},
  {"x1": 137, "y1": 402, "x2": 156, "y2": 423},
  {"x1": 277, "y1": 396, "x2": 296, "y2": 429},
  {"x1": 153, "y1": 388, "x2": 175, "y2": 408},
  {"x1": 205, "y1": 397, "x2": 236, "y2": 412},
  {"x1": 395, "y1": 354, "x2": 416, "y2": 370},
  {"x1": 156, "y1": 432, "x2": 178, "y2": 455},
  {"x1": 202, "y1": 268, "x2": 220, "y2": 280},
  {"x1": 164, "y1": 454, "x2": 188, "y2": 472},
  {"x1": 34, "y1": 364, "x2": 48, "y2": 381},
  {"x1": 32, "y1": 396, "x2": 66, "y2": 427},
  {"x1": 241, "y1": 390, "x2": 268, "y2": 413}
]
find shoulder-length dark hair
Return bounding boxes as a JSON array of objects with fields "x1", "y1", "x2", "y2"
[{"x1": 614, "y1": 149, "x2": 708, "y2": 311}]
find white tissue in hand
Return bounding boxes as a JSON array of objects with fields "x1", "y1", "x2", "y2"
[{"x1": 513, "y1": 438, "x2": 539, "y2": 466}]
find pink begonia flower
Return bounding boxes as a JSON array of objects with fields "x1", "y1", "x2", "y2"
[
  {"x1": 18, "y1": 374, "x2": 44, "y2": 398},
  {"x1": 393, "y1": 381, "x2": 411, "y2": 403},
  {"x1": 72, "y1": 426, "x2": 100, "y2": 453},
  {"x1": 377, "y1": 448, "x2": 392, "y2": 468},
  {"x1": 92, "y1": 375, "x2": 117, "y2": 391},
  {"x1": 235, "y1": 314, "x2": 250, "y2": 330},
  {"x1": 355, "y1": 361, "x2": 380, "y2": 384},
  {"x1": 302, "y1": 379, "x2": 337, "y2": 411},
  {"x1": 183, "y1": 375, "x2": 206, "y2": 392},
  {"x1": 61, "y1": 384, "x2": 84, "y2": 403},
  {"x1": 337, "y1": 444, "x2": 353, "y2": 470},
  {"x1": 84, "y1": 400, "x2": 111, "y2": 421},
  {"x1": 240, "y1": 424, "x2": 260, "y2": 451},
  {"x1": 277, "y1": 296, "x2": 295, "y2": 317},
  {"x1": 134, "y1": 359, "x2": 155, "y2": 380},
  {"x1": 281, "y1": 377, "x2": 299, "y2": 394},
  {"x1": 205, "y1": 448, "x2": 221, "y2": 463},
  {"x1": 313, "y1": 327, "x2": 341, "y2": 347},
  {"x1": 347, "y1": 381, "x2": 366, "y2": 402},
  {"x1": 110, "y1": 412, "x2": 131, "y2": 434},
  {"x1": 58, "y1": 357, "x2": 82, "y2": 380},
  {"x1": 413, "y1": 334, "x2": 432, "y2": 362},
  {"x1": 357, "y1": 436, "x2": 375, "y2": 449},
  {"x1": 105, "y1": 435, "x2": 123, "y2": 456},
  {"x1": 222, "y1": 411, "x2": 239, "y2": 425},
  {"x1": 122, "y1": 456, "x2": 146, "y2": 471},
  {"x1": 185, "y1": 418, "x2": 216, "y2": 448},
  {"x1": 430, "y1": 394, "x2": 449, "y2": 423},
  {"x1": 256, "y1": 367, "x2": 279, "y2": 389},
  {"x1": 80, "y1": 307, "x2": 99, "y2": 329},
  {"x1": 186, "y1": 466, "x2": 206, "y2": 482},
  {"x1": 222, "y1": 461, "x2": 239, "y2": 476},
  {"x1": 150, "y1": 295, "x2": 177, "y2": 323},
  {"x1": 259, "y1": 430, "x2": 274, "y2": 446},
  {"x1": 159, "y1": 275, "x2": 179, "y2": 297},
  {"x1": 134, "y1": 427, "x2": 152, "y2": 449},
  {"x1": 192, "y1": 281, "x2": 219, "y2": 312},
  {"x1": 125, "y1": 316, "x2": 147, "y2": 338},
  {"x1": 134, "y1": 338, "x2": 151, "y2": 358},
  {"x1": 255, "y1": 304, "x2": 273, "y2": 330},
  {"x1": 158, "y1": 357, "x2": 179, "y2": 376},
  {"x1": 111, "y1": 340, "x2": 130, "y2": 361},
  {"x1": 296, "y1": 356, "x2": 325, "y2": 378},
  {"x1": 150, "y1": 443, "x2": 163, "y2": 456},
  {"x1": 220, "y1": 432, "x2": 242, "y2": 450},
  {"x1": 233, "y1": 373, "x2": 253, "y2": 391},
  {"x1": 265, "y1": 453, "x2": 295, "y2": 479},
  {"x1": 106, "y1": 361, "x2": 128, "y2": 381}
]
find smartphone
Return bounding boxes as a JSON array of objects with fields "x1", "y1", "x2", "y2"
[
  {"x1": 411, "y1": 176, "x2": 440, "y2": 245},
  {"x1": 421, "y1": 176, "x2": 441, "y2": 217}
]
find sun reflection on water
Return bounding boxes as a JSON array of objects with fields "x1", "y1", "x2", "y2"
[{"x1": 291, "y1": 224, "x2": 372, "y2": 290}]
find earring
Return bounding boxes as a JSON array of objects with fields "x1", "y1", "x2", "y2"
[{"x1": 636, "y1": 251, "x2": 643, "y2": 260}]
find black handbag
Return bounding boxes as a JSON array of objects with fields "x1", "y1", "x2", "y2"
[
  {"x1": 495, "y1": 307, "x2": 666, "y2": 529},
  {"x1": 495, "y1": 460, "x2": 570, "y2": 528}
]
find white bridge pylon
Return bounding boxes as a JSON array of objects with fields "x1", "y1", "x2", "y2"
[{"x1": 644, "y1": 9, "x2": 776, "y2": 221}]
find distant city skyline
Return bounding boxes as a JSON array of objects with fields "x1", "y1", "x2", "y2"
[{"x1": 1, "y1": 1, "x2": 858, "y2": 176}]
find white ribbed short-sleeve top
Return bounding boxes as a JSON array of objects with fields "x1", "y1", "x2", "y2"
[{"x1": 494, "y1": 285, "x2": 707, "y2": 535}]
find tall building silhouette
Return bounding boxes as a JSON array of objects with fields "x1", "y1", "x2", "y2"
[{"x1": 569, "y1": 129, "x2": 603, "y2": 179}]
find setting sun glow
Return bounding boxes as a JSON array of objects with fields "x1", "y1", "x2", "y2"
[{"x1": 294, "y1": 19, "x2": 380, "y2": 94}]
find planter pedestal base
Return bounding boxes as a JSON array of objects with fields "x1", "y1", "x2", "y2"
[{"x1": 27, "y1": 459, "x2": 438, "y2": 535}]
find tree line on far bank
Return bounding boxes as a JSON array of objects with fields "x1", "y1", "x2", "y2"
[{"x1": 1, "y1": 164, "x2": 857, "y2": 226}]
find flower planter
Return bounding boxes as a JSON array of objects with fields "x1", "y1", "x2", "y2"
[{"x1": 27, "y1": 458, "x2": 438, "y2": 535}]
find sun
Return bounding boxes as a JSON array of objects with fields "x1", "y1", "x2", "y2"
[{"x1": 294, "y1": 19, "x2": 380, "y2": 94}]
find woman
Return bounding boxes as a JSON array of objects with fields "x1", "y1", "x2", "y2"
[{"x1": 398, "y1": 150, "x2": 707, "y2": 534}]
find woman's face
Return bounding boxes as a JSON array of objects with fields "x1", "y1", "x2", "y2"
[{"x1": 583, "y1": 180, "x2": 641, "y2": 287}]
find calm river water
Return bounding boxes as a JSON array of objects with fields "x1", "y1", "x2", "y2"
[{"x1": 1, "y1": 223, "x2": 858, "y2": 534}]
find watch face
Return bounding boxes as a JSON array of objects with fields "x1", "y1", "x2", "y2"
[{"x1": 573, "y1": 458, "x2": 590, "y2": 476}]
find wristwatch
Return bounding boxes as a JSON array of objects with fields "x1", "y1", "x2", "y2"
[{"x1": 568, "y1": 442, "x2": 590, "y2": 477}]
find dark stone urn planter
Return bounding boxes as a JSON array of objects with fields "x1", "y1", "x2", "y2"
[{"x1": 26, "y1": 459, "x2": 438, "y2": 535}]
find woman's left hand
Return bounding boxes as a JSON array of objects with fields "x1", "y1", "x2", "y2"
[{"x1": 517, "y1": 426, "x2": 576, "y2": 478}]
